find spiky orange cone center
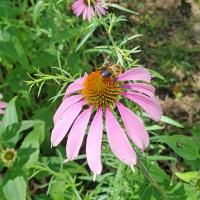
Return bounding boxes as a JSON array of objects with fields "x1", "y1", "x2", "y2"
[{"x1": 81, "y1": 71, "x2": 121, "y2": 108}]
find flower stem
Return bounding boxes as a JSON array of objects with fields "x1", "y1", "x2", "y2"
[{"x1": 137, "y1": 156, "x2": 167, "y2": 199}]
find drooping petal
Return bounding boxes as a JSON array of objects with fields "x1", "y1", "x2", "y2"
[
  {"x1": 74, "y1": 4, "x2": 86, "y2": 17},
  {"x1": 66, "y1": 106, "x2": 92, "y2": 160},
  {"x1": 117, "y1": 102, "x2": 149, "y2": 151},
  {"x1": 72, "y1": 0, "x2": 84, "y2": 10},
  {"x1": 86, "y1": 109, "x2": 103, "y2": 175},
  {"x1": 118, "y1": 67, "x2": 151, "y2": 83},
  {"x1": 72, "y1": 0, "x2": 107, "y2": 21},
  {"x1": 122, "y1": 92, "x2": 162, "y2": 122},
  {"x1": 87, "y1": 7, "x2": 95, "y2": 21},
  {"x1": 95, "y1": 5, "x2": 106, "y2": 17},
  {"x1": 86, "y1": 7, "x2": 91, "y2": 20},
  {"x1": 51, "y1": 100, "x2": 85, "y2": 147},
  {"x1": 105, "y1": 108, "x2": 137, "y2": 166},
  {"x1": 0, "y1": 101, "x2": 7, "y2": 109},
  {"x1": 64, "y1": 75, "x2": 87, "y2": 97},
  {"x1": 53, "y1": 94, "x2": 83, "y2": 124},
  {"x1": 0, "y1": 109, "x2": 5, "y2": 114},
  {"x1": 122, "y1": 83, "x2": 155, "y2": 97},
  {"x1": 83, "y1": 6, "x2": 88, "y2": 20},
  {"x1": 95, "y1": 3, "x2": 107, "y2": 16}
]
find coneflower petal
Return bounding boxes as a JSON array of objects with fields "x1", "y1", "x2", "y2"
[
  {"x1": 86, "y1": 108, "x2": 103, "y2": 175},
  {"x1": 74, "y1": 4, "x2": 86, "y2": 17},
  {"x1": 0, "y1": 101, "x2": 7, "y2": 109},
  {"x1": 64, "y1": 75, "x2": 87, "y2": 97},
  {"x1": 72, "y1": 0, "x2": 83, "y2": 10},
  {"x1": 72, "y1": 0, "x2": 107, "y2": 21},
  {"x1": 118, "y1": 67, "x2": 151, "y2": 82},
  {"x1": 122, "y1": 83, "x2": 155, "y2": 97},
  {"x1": 122, "y1": 91, "x2": 162, "y2": 122},
  {"x1": 67, "y1": 106, "x2": 92, "y2": 160},
  {"x1": 0, "y1": 109, "x2": 5, "y2": 114},
  {"x1": 53, "y1": 94, "x2": 83, "y2": 124},
  {"x1": 105, "y1": 108, "x2": 137, "y2": 166},
  {"x1": 51, "y1": 100, "x2": 85, "y2": 147},
  {"x1": 83, "y1": 6, "x2": 88, "y2": 20},
  {"x1": 0, "y1": 93, "x2": 6, "y2": 117},
  {"x1": 117, "y1": 102, "x2": 149, "y2": 151}
]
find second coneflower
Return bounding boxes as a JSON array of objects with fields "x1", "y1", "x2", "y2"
[
  {"x1": 72, "y1": 0, "x2": 107, "y2": 21},
  {"x1": 51, "y1": 67, "x2": 162, "y2": 179},
  {"x1": 0, "y1": 93, "x2": 7, "y2": 119}
]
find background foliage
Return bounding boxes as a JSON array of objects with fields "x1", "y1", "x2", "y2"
[{"x1": 0, "y1": 0, "x2": 200, "y2": 199}]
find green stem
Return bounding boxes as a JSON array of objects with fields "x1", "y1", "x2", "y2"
[{"x1": 137, "y1": 156, "x2": 167, "y2": 200}]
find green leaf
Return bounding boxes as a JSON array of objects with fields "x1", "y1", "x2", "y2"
[
  {"x1": 6, "y1": 68, "x2": 28, "y2": 91},
  {"x1": 3, "y1": 176, "x2": 26, "y2": 200},
  {"x1": 191, "y1": 122, "x2": 200, "y2": 137},
  {"x1": 0, "y1": 120, "x2": 35, "y2": 147},
  {"x1": 147, "y1": 155, "x2": 177, "y2": 162},
  {"x1": 150, "y1": 69, "x2": 165, "y2": 80},
  {"x1": 152, "y1": 135, "x2": 199, "y2": 160},
  {"x1": 19, "y1": 120, "x2": 36, "y2": 132},
  {"x1": 107, "y1": 3, "x2": 138, "y2": 15},
  {"x1": 32, "y1": 50, "x2": 57, "y2": 69},
  {"x1": 20, "y1": 120, "x2": 45, "y2": 168},
  {"x1": 0, "y1": 1, "x2": 21, "y2": 18},
  {"x1": 76, "y1": 23, "x2": 98, "y2": 51},
  {"x1": 49, "y1": 177, "x2": 65, "y2": 200},
  {"x1": 14, "y1": 38, "x2": 29, "y2": 68},
  {"x1": 148, "y1": 163, "x2": 170, "y2": 183},
  {"x1": 146, "y1": 125, "x2": 165, "y2": 131},
  {"x1": 161, "y1": 116, "x2": 184, "y2": 128},
  {"x1": 139, "y1": 183, "x2": 152, "y2": 200},
  {"x1": 1, "y1": 97, "x2": 18, "y2": 129},
  {"x1": 175, "y1": 171, "x2": 199, "y2": 183},
  {"x1": 33, "y1": 0, "x2": 48, "y2": 24},
  {"x1": 0, "y1": 123, "x2": 21, "y2": 147}
]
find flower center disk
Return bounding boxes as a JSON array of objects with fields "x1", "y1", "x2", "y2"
[
  {"x1": 84, "y1": 0, "x2": 96, "y2": 6},
  {"x1": 81, "y1": 71, "x2": 121, "y2": 108}
]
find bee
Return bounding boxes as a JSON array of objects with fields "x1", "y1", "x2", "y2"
[{"x1": 99, "y1": 63, "x2": 125, "y2": 79}]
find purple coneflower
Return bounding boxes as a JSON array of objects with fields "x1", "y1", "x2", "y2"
[
  {"x1": 51, "y1": 67, "x2": 162, "y2": 179},
  {"x1": 0, "y1": 93, "x2": 7, "y2": 117},
  {"x1": 72, "y1": 0, "x2": 107, "y2": 21}
]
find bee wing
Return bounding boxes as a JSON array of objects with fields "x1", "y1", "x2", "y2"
[{"x1": 101, "y1": 70, "x2": 111, "y2": 77}]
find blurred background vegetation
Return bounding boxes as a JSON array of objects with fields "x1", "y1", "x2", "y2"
[{"x1": 0, "y1": 0, "x2": 200, "y2": 199}]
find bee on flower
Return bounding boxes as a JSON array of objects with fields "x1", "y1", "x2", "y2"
[
  {"x1": 72, "y1": 0, "x2": 108, "y2": 21},
  {"x1": 51, "y1": 65, "x2": 162, "y2": 180}
]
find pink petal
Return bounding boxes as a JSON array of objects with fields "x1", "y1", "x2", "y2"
[
  {"x1": 95, "y1": 5, "x2": 106, "y2": 16},
  {"x1": 51, "y1": 100, "x2": 85, "y2": 147},
  {"x1": 74, "y1": 74, "x2": 87, "y2": 84},
  {"x1": 122, "y1": 83, "x2": 155, "y2": 97},
  {"x1": 117, "y1": 102, "x2": 149, "y2": 151},
  {"x1": 64, "y1": 75, "x2": 86, "y2": 98},
  {"x1": 118, "y1": 67, "x2": 151, "y2": 83},
  {"x1": 86, "y1": 109, "x2": 103, "y2": 175},
  {"x1": 105, "y1": 108, "x2": 137, "y2": 166},
  {"x1": 72, "y1": 0, "x2": 84, "y2": 10},
  {"x1": 66, "y1": 106, "x2": 92, "y2": 160},
  {"x1": 74, "y1": 4, "x2": 86, "y2": 17},
  {"x1": 87, "y1": 7, "x2": 95, "y2": 21},
  {"x1": 53, "y1": 94, "x2": 83, "y2": 124},
  {"x1": 0, "y1": 102, "x2": 7, "y2": 109},
  {"x1": 83, "y1": 6, "x2": 88, "y2": 20},
  {"x1": 0, "y1": 109, "x2": 5, "y2": 114},
  {"x1": 122, "y1": 92, "x2": 162, "y2": 122}
]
